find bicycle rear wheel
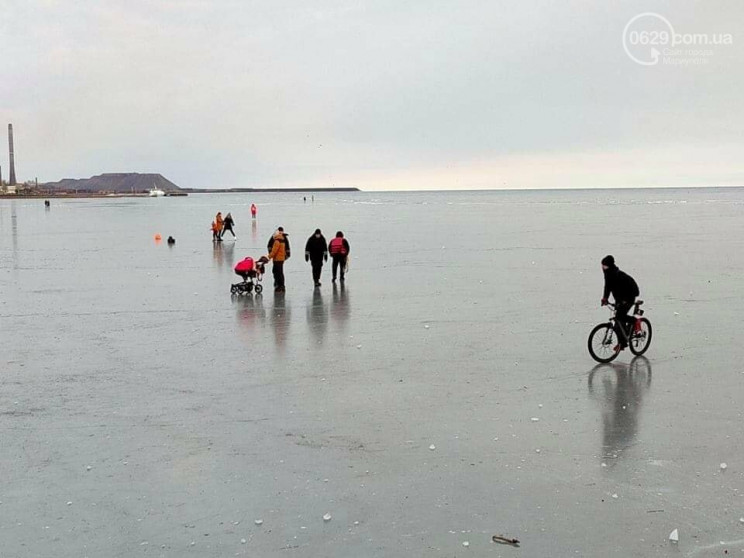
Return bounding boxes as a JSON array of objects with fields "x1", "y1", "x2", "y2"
[
  {"x1": 588, "y1": 323, "x2": 619, "y2": 363},
  {"x1": 628, "y1": 318, "x2": 652, "y2": 356}
]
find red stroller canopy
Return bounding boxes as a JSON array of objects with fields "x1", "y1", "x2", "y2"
[{"x1": 234, "y1": 257, "x2": 254, "y2": 273}]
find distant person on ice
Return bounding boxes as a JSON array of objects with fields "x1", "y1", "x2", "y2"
[
  {"x1": 215, "y1": 212, "x2": 224, "y2": 240},
  {"x1": 210, "y1": 220, "x2": 221, "y2": 241},
  {"x1": 600, "y1": 255, "x2": 640, "y2": 353},
  {"x1": 222, "y1": 212, "x2": 236, "y2": 239},
  {"x1": 268, "y1": 227, "x2": 290, "y2": 292},
  {"x1": 328, "y1": 231, "x2": 350, "y2": 284},
  {"x1": 251, "y1": 203, "x2": 257, "y2": 219},
  {"x1": 305, "y1": 228, "x2": 328, "y2": 287}
]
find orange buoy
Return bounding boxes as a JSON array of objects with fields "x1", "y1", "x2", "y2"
[{"x1": 154, "y1": 233, "x2": 162, "y2": 241}]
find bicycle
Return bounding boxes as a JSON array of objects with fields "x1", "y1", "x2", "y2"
[{"x1": 587, "y1": 300, "x2": 652, "y2": 363}]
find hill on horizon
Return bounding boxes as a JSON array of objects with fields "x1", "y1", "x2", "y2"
[{"x1": 43, "y1": 173, "x2": 181, "y2": 193}]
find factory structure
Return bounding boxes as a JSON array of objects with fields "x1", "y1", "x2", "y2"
[{"x1": 2, "y1": 123, "x2": 18, "y2": 194}]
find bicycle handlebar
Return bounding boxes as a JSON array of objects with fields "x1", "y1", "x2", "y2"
[{"x1": 603, "y1": 300, "x2": 645, "y2": 313}]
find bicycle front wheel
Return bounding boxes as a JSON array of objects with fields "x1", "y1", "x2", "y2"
[
  {"x1": 588, "y1": 323, "x2": 619, "y2": 363},
  {"x1": 628, "y1": 318, "x2": 652, "y2": 356}
]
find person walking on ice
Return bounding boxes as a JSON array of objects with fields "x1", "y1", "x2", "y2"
[
  {"x1": 222, "y1": 212, "x2": 236, "y2": 239},
  {"x1": 305, "y1": 228, "x2": 328, "y2": 287},
  {"x1": 328, "y1": 231, "x2": 350, "y2": 284}
]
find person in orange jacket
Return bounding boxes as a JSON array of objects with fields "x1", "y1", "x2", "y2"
[
  {"x1": 215, "y1": 212, "x2": 225, "y2": 240},
  {"x1": 268, "y1": 227, "x2": 290, "y2": 292},
  {"x1": 210, "y1": 220, "x2": 221, "y2": 241}
]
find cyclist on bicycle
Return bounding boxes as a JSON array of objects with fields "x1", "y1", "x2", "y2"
[{"x1": 600, "y1": 255, "x2": 640, "y2": 352}]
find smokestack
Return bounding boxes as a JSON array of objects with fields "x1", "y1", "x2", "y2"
[{"x1": 8, "y1": 124, "x2": 17, "y2": 185}]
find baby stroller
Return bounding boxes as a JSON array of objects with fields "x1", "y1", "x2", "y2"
[{"x1": 231, "y1": 256, "x2": 267, "y2": 296}]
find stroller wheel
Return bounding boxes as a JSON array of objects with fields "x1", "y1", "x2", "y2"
[
  {"x1": 254, "y1": 284, "x2": 263, "y2": 294},
  {"x1": 230, "y1": 284, "x2": 238, "y2": 295}
]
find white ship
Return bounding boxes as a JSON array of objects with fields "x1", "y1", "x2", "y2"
[{"x1": 149, "y1": 187, "x2": 165, "y2": 197}]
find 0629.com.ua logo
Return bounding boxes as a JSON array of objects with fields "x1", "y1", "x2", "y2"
[{"x1": 622, "y1": 13, "x2": 733, "y2": 67}]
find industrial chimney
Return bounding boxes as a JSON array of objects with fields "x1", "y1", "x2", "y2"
[{"x1": 8, "y1": 124, "x2": 17, "y2": 185}]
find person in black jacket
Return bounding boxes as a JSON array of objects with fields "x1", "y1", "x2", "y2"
[
  {"x1": 305, "y1": 229, "x2": 328, "y2": 287},
  {"x1": 601, "y1": 255, "x2": 640, "y2": 352},
  {"x1": 222, "y1": 212, "x2": 236, "y2": 239}
]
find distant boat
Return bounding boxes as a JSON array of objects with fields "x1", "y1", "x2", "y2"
[{"x1": 149, "y1": 187, "x2": 165, "y2": 197}]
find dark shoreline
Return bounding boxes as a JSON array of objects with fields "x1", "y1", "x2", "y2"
[
  {"x1": 2, "y1": 185, "x2": 742, "y2": 200},
  {"x1": 0, "y1": 187, "x2": 360, "y2": 199},
  {"x1": 183, "y1": 187, "x2": 360, "y2": 193},
  {"x1": 0, "y1": 193, "x2": 154, "y2": 199}
]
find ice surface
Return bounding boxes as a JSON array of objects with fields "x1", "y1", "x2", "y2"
[{"x1": 2, "y1": 189, "x2": 744, "y2": 556}]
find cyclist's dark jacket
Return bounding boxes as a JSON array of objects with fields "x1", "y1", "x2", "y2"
[{"x1": 603, "y1": 266, "x2": 639, "y2": 302}]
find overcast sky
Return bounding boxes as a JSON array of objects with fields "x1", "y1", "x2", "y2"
[{"x1": 0, "y1": 0, "x2": 742, "y2": 190}]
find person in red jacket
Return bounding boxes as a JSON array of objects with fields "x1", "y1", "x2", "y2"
[{"x1": 328, "y1": 231, "x2": 350, "y2": 283}]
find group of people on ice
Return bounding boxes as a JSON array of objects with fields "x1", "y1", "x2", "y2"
[
  {"x1": 303, "y1": 229, "x2": 350, "y2": 287},
  {"x1": 233, "y1": 226, "x2": 350, "y2": 293},
  {"x1": 265, "y1": 227, "x2": 350, "y2": 291},
  {"x1": 211, "y1": 211, "x2": 236, "y2": 241},
  {"x1": 211, "y1": 204, "x2": 258, "y2": 241}
]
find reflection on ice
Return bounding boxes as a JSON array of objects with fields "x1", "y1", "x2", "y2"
[
  {"x1": 306, "y1": 288, "x2": 328, "y2": 347},
  {"x1": 212, "y1": 240, "x2": 236, "y2": 272},
  {"x1": 588, "y1": 356, "x2": 652, "y2": 465},
  {"x1": 235, "y1": 293, "x2": 266, "y2": 332},
  {"x1": 222, "y1": 241, "x2": 235, "y2": 269},
  {"x1": 270, "y1": 292, "x2": 291, "y2": 351},
  {"x1": 331, "y1": 284, "x2": 350, "y2": 327}
]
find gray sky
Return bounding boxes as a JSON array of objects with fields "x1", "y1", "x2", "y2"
[{"x1": 0, "y1": 0, "x2": 742, "y2": 190}]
